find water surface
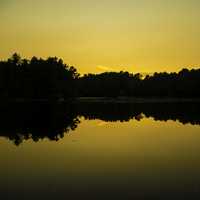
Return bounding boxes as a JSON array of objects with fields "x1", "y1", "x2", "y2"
[{"x1": 0, "y1": 103, "x2": 200, "y2": 199}]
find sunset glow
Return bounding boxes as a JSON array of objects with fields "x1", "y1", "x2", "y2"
[{"x1": 1, "y1": 0, "x2": 200, "y2": 74}]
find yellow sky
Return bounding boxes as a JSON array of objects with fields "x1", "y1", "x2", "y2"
[{"x1": 0, "y1": 0, "x2": 200, "y2": 74}]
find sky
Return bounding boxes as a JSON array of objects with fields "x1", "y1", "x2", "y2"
[{"x1": 0, "y1": 0, "x2": 200, "y2": 74}]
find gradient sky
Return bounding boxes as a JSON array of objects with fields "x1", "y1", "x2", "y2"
[{"x1": 0, "y1": 0, "x2": 200, "y2": 74}]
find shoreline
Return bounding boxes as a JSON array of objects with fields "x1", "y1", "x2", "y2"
[
  {"x1": 75, "y1": 97, "x2": 200, "y2": 103},
  {"x1": 1, "y1": 97, "x2": 200, "y2": 104}
]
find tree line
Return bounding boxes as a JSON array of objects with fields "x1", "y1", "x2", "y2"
[
  {"x1": 0, "y1": 53, "x2": 200, "y2": 99},
  {"x1": 77, "y1": 69, "x2": 200, "y2": 97}
]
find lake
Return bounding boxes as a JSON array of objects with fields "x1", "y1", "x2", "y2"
[{"x1": 0, "y1": 102, "x2": 200, "y2": 199}]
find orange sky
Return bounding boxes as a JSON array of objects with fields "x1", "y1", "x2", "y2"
[{"x1": 0, "y1": 0, "x2": 200, "y2": 74}]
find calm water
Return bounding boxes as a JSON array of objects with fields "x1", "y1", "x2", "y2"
[{"x1": 0, "y1": 103, "x2": 200, "y2": 199}]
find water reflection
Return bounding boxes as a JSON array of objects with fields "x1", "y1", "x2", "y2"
[
  {"x1": 76, "y1": 102, "x2": 200, "y2": 125},
  {"x1": 0, "y1": 102, "x2": 200, "y2": 145},
  {"x1": 0, "y1": 103, "x2": 80, "y2": 145},
  {"x1": 0, "y1": 102, "x2": 200, "y2": 199}
]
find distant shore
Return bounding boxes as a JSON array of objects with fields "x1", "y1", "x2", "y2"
[
  {"x1": 75, "y1": 97, "x2": 200, "y2": 103},
  {"x1": 2, "y1": 97, "x2": 200, "y2": 104}
]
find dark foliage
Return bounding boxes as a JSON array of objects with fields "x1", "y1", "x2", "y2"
[
  {"x1": 78, "y1": 69, "x2": 200, "y2": 97},
  {"x1": 0, "y1": 53, "x2": 79, "y2": 100},
  {"x1": 0, "y1": 53, "x2": 200, "y2": 98}
]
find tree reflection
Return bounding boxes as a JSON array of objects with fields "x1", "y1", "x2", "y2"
[
  {"x1": 75, "y1": 102, "x2": 200, "y2": 125},
  {"x1": 0, "y1": 102, "x2": 200, "y2": 145},
  {"x1": 0, "y1": 103, "x2": 80, "y2": 145}
]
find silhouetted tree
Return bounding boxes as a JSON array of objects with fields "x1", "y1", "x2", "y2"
[
  {"x1": 0, "y1": 53, "x2": 200, "y2": 99},
  {"x1": 0, "y1": 53, "x2": 79, "y2": 100},
  {"x1": 77, "y1": 68, "x2": 200, "y2": 97}
]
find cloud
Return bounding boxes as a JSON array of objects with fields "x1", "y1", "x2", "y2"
[
  {"x1": 96, "y1": 65, "x2": 155, "y2": 77},
  {"x1": 96, "y1": 65, "x2": 117, "y2": 72}
]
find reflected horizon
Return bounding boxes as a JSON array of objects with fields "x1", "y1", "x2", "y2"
[{"x1": 0, "y1": 102, "x2": 200, "y2": 145}]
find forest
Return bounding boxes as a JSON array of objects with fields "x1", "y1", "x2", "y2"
[{"x1": 0, "y1": 53, "x2": 200, "y2": 100}]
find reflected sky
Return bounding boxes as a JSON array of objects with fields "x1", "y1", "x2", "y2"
[{"x1": 0, "y1": 117, "x2": 200, "y2": 199}]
